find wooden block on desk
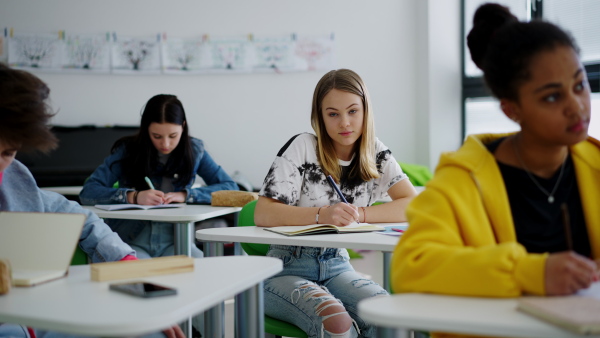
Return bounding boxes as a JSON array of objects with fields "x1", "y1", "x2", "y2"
[
  {"x1": 211, "y1": 190, "x2": 258, "y2": 207},
  {"x1": 90, "y1": 255, "x2": 194, "y2": 282}
]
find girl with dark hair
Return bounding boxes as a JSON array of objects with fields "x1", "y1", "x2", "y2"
[
  {"x1": 392, "y1": 2, "x2": 600, "y2": 323},
  {"x1": 255, "y1": 69, "x2": 417, "y2": 337},
  {"x1": 80, "y1": 94, "x2": 238, "y2": 259}
]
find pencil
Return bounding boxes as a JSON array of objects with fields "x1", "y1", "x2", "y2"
[
  {"x1": 326, "y1": 175, "x2": 359, "y2": 224},
  {"x1": 326, "y1": 175, "x2": 348, "y2": 203},
  {"x1": 144, "y1": 176, "x2": 155, "y2": 190},
  {"x1": 561, "y1": 203, "x2": 573, "y2": 251}
]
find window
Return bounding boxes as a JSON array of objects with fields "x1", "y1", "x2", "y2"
[{"x1": 462, "y1": 0, "x2": 600, "y2": 139}]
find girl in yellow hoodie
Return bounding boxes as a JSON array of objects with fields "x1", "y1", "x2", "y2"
[{"x1": 392, "y1": 3, "x2": 600, "y2": 338}]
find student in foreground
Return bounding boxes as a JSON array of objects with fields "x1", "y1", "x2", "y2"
[
  {"x1": 392, "y1": 4, "x2": 600, "y2": 337},
  {"x1": 255, "y1": 69, "x2": 418, "y2": 337},
  {"x1": 79, "y1": 94, "x2": 238, "y2": 259},
  {"x1": 0, "y1": 65, "x2": 184, "y2": 337}
]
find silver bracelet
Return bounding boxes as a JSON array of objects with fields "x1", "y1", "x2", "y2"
[{"x1": 315, "y1": 206, "x2": 329, "y2": 224}]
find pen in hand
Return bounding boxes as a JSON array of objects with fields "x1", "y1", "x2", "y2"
[
  {"x1": 326, "y1": 175, "x2": 359, "y2": 224},
  {"x1": 144, "y1": 176, "x2": 156, "y2": 190},
  {"x1": 561, "y1": 203, "x2": 573, "y2": 251},
  {"x1": 144, "y1": 176, "x2": 164, "y2": 205}
]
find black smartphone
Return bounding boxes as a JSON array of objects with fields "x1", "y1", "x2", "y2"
[{"x1": 109, "y1": 281, "x2": 177, "y2": 298}]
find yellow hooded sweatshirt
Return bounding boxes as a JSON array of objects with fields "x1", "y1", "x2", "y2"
[{"x1": 391, "y1": 133, "x2": 600, "y2": 338}]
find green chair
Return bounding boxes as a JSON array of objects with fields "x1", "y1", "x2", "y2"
[
  {"x1": 398, "y1": 162, "x2": 433, "y2": 186},
  {"x1": 238, "y1": 200, "x2": 308, "y2": 338},
  {"x1": 70, "y1": 246, "x2": 88, "y2": 265}
]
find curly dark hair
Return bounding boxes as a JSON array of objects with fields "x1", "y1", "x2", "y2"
[
  {"x1": 0, "y1": 63, "x2": 58, "y2": 153},
  {"x1": 466, "y1": 3, "x2": 579, "y2": 101}
]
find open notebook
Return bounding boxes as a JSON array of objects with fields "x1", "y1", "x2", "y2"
[
  {"x1": 517, "y1": 282, "x2": 600, "y2": 335},
  {"x1": 264, "y1": 222, "x2": 385, "y2": 236},
  {"x1": 0, "y1": 212, "x2": 85, "y2": 286}
]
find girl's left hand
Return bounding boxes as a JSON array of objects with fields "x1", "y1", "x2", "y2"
[{"x1": 163, "y1": 192, "x2": 186, "y2": 204}]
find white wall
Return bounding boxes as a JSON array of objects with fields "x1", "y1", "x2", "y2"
[
  {"x1": 1, "y1": 0, "x2": 461, "y2": 187},
  {"x1": 416, "y1": 0, "x2": 463, "y2": 170}
]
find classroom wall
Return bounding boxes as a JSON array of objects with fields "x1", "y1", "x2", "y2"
[{"x1": 0, "y1": 0, "x2": 461, "y2": 188}]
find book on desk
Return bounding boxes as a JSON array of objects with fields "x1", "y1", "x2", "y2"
[
  {"x1": 517, "y1": 282, "x2": 600, "y2": 335},
  {"x1": 263, "y1": 223, "x2": 385, "y2": 236},
  {"x1": 0, "y1": 212, "x2": 85, "y2": 286},
  {"x1": 94, "y1": 203, "x2": 184, "y2": 211}
]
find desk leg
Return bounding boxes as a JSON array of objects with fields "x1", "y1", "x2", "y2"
[
  {"x1": 377, "y1": 327, "x2": 410, "y2": 338},
  {"x1": 204, "y1": 241, "x2": 224, "y2": 257},
  {"x1": 174, "y1": 222, "x2": 194, "y2": 337},
  {"x1": 235, "y1": 281, "x2": 264, "y2": 338},
  {"x1": 174, "y1": 222, "x2": 193, "y2": 256},
  {"x1": 203, "y1": 241, "x2": 225, "y2": 338},
  {"x1": 179, "y1": 317, "x2": 192, "y2": 338},
  {"x1": 383, "y1": 252, "x2": 391, "y2": 293}
]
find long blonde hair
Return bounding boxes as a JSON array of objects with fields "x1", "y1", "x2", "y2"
[{"x1": 310, "y1": 69, "x2": 379, "y2": 183}]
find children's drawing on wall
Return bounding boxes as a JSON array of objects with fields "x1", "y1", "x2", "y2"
[
  {"x1": 111, "y1": 34, "x2": 161, "y2": 74},
  {"x1": 3, "y1": 29, "x2": 337, "y2": 75},
  {"x1": 252, "y1": 35, "x2": 300, "y2": 73},
  {"x1": 161, "y1": 35, "x2": 211, "y2": 74},
  {"x1": 8, "y1": 33, "x2": 63, "y2": 70},
  {"x1": 294, "y1": 34, "x2": 335, "y2": 71},
  {"x1": 207, "y1": 36, "x2": 254, "y2": 73},
  {"x1": 62, "y1": 34, "x2": 110, "y2": 73}
]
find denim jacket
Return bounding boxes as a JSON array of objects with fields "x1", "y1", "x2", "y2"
[
  {"x1": 0, "y1": 160, "x2": 135, "y2": 263},
  {"x1": 79, "y1": 137, "x2": 238, "y2": 241}
]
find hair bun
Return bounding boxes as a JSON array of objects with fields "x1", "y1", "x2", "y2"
[{"x1": 467, "y1": 3, "x2": 518, "y2": 69}]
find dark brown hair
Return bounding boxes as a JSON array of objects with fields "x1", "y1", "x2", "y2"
[
  {"x1": 0, "y1": 63, "x2": 57, "y2": 152},
  {"x1": 112, "y1": 94, "x2": 193, "y2": 190},
  {"x1": 467, "y1": 3, "x2": 579, "y2": 101}
]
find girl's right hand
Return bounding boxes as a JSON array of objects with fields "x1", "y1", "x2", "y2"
[
  {"x1": 322, "y1": 202, "x2": 359, "y2": 226},
  {"x1": 545, "y1": 251, "x2": 598, "y2": 295},
  {"x1": 137, "y1": 189, "x2": 165, "y2": 205}
]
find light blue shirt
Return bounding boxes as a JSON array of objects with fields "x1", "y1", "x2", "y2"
[
  {"x1": 0, "y1": 160, "x2": 135, "y2": 263},
  {"x1": 79, "y1": 137, "x2": 238, "y2": 242}
]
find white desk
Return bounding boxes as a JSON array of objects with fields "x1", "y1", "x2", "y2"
[
  {"x1": 196, "y1": 224, "x2": 401, "y2": 251},
  {"x1": 196, "y1": 224, "x2": 403, "y2": 290},
  {"x1": 358, "y1": 293, "x2": 600, "y2": 338},
  {"x1": 0, "y1": 256, "x2": 281, "y2": 338},
  {"x1": 83, "y1": 204, "x2": 241, "y2": 256},
  {"x1": 196, "y1": 225, "x2": 402, "y2": 337}
]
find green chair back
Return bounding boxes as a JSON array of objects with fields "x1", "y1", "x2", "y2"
[
  {"x1": 238, "y1": 200, "x2": 270, "y2": 256},
  {"x1": 70, "y1": 246, "x2": 88, "y2": 265},
  {"x1": 237, "y1": 200, "x2": 308, "y2": 338},
  {"x1": 398, "y1": 162, "x2": 433, "y2": 186}
]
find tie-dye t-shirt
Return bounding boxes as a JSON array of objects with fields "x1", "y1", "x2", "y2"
[{"x1": 259, "y1": 133, "x2": 407, "y2": 208}]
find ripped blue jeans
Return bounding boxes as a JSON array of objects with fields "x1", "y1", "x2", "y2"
[{"x1": 264, "y1": 245, "x2": 388, "y2": 338}]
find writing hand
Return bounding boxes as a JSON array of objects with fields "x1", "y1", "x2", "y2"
[
  {"x1": 545, "y1": 251, "x2": 598, "y2": 295},
  {"x1": 322, "y1": 202, "x2": 359, "y2": 226},
  {"x1": 137, "y1": 190, "x2": 165, "y2": 205},
  {"x1": 163, "y1": 192, "x2": 186, "y2": 204}
]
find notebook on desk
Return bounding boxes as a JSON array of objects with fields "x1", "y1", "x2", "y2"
[
  {"x1": 517, "y1": 282, "x2": 600, "y2": 335},
  {"x1": 0, "y1": 212, "x2": 85, "y2": 286}
]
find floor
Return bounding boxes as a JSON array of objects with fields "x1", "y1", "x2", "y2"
[{"x1": 222, "y1": 250, "x2": 384, "y2": 338}]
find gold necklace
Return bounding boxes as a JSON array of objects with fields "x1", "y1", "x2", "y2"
[{"x1": 511, "y1": 134, "x2": 567, "y2": 204}]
